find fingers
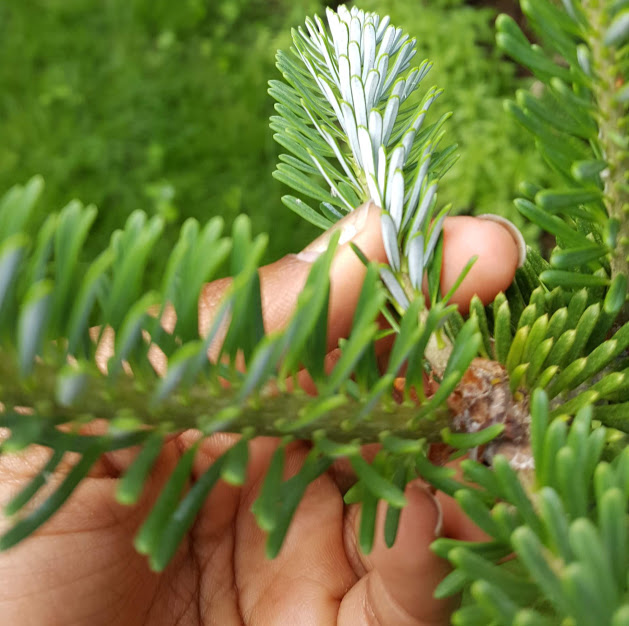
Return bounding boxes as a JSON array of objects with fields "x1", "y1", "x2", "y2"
[
  {"x1": 199, "y1": 204, "x2": 524, "y2": 349},
  {"x1": 339, "y1": 479, "x2": 455, "y2": 626},
  {"x1": 441, "y1": 215, "x2": 523, "y2": 314},
  {"x1": 199, "y1": 201, "x2": 388, "y2": 352},
  {"x1": 434, "y1": 458, "x2": 492, "y2": 544},
  {"x1": 216, "y1": 440, "x2": 357, "y2": 625}
]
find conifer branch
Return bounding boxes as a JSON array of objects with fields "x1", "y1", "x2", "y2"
[
  {"x1": 0, "y1": 351, "x2": 450, "y2": 443},
  {"x1": 583, "y1": 0, "x2": 629, "y2": 289}
]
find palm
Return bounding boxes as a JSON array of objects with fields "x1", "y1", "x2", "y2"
[{"x1": 0, "y1": 433, "x2": 455, "y2": 626}]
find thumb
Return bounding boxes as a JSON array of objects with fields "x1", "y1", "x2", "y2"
[
  {"x1": 339, "y1": 479, "x2": 455, "y2": 626},
  {"x1": 261, "y1": 200, "x2": 388, "y2": 351},
  {"x1": 199, "y1": 201, "x2": 388, "y2": 355}
]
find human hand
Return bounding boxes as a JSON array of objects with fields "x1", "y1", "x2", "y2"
[{"x1": 0, "y1": 203, "x2": 522, "y2": 625}]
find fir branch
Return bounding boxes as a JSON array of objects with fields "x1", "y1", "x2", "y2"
[
  {"x1": 582, "y1": 0, "x2": 629, "y2": 289},
  {"x1": 271, "y1": 5, "x2": 457, "y2": 320},
  {"x1": 0, "y1": 352, "x2": 450, "y2": 444}
]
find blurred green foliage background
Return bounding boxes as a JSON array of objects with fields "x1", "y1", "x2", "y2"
[{"x1": 0, "y1": 0, "x2": 545, "y2": 280}]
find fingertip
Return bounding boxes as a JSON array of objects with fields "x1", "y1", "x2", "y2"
[
  {"x1": 196, "y1": 202, "x2": 388, "y2": 364},
  {"x1": 261, "y1": 201, "x2": 387, "y2": 347},
  {"x1": 341, "y1": 479, "x2": 455, "y2": 625},
  {"x1": 441, "y1": 216, "x2": 520, "y2": 313}
]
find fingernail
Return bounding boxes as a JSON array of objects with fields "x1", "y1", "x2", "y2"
[
  {"x1": 476, "y1": 214, "x2": 527, "y2": 268},
  {"x1": 410, "y1": 482, "x2": 444, "y2": 537},
  {"x1": 295, "y1": 201, "x2": 374, "y2": 263},
  {"x1": 432, "y1": 492, "x2": 443, "y2": 536}
]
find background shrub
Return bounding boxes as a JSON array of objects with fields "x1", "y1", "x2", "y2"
[{"x1": 0, "y1": 0, "x2": 546, "y2": 281}]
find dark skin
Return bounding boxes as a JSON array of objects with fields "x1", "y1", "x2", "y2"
[{"x1": 0, "y1": 204, "x2": 519, "y2": 625}]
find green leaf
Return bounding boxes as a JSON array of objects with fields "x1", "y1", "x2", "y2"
[
  {"x1": 451, "y1": 604, "x2": 489, "y2": 625},
  {"x1": 0, "y1": 176, "x2": 43, "y2": 239},
  {"x1": 523, "y1": 314, "x2": 548, "y2": 363},
  {"x1": 221, "y1": 436, "x2": 250, "y2": 486},
  {"x1": 357, "y1": 299, "x2": 424, "y2": 420},
  {"x1": 510, "y1": 362, "x2": 529, "y2": 394},
  {"x1": 108, "y1": 291, "x2": 160, "y2": 378},
  {"x1": 3, "y1": 447, "x2": 65, "y2": 516},
  {"x1": 434, "y1": 568, "x2": 469, "y2": 599},
  {"x1": 51, "y1": 201, "x2": 97, "y2": 331},
  {"x1": 515, "y1": 199, "x2": 592, "y2": 248},
  {"x1": 527, "y1": 337, "x2": 554, "y2": 385},
  {"x1": 546, "y1": 307, "x2": 568, "y2": 341},
  {"x1": 149, "y1": 454, "x2": 225, "y2": 572},
  {"x1": 220, "y1": 230, "x2": 267, "y2": 364},
  {"x1": 0, "y1": 234, "x2": 28, "y2": 315},
  {"x1": 567, "y1": 303, "x2": 601, "y2": 361},
  {"x1": 18, "y1": 280, "x2": 53, "y2": 377},
  {"x1": 442, "y1": 424, "x2": 504, "y2": 450},
  {"x1": 358, "y1": 490, "x2": 378, "y2": 554},
  {"x1": 384, "y1": 464, "x2": 406, "y2": 547},
  {"x1": 612, "y1": 606, "x2": 629, "y2": 626},
  {"x1": 530, "y1": 389, "x2": 549, "y2": 480},
  {"x1": 497, "y1": 32, "x2": 573, "y2": 82},
  {"x1": 281, "y1": 236, "x2": 336, "y2": 381},
  {"x1": 266, "y1": 452, "x2": 332, "y2": 558},
  {"x1": 461, "y1": 460, "x2": 503, "y2": 498},
  {"x1": 173, "y1": 219, "x2": 231, "y2": 343},
  {"x1": 541, "y1": 418, "x2": 569, "y2": 488},
  {"x1": 251, "y1": 442, "x2": 288, "y2": 532},
  {"x1": 469, "y1": 295, "x2": 493, "y2": 358},
  {"x1": 565, "y1": 288, "x2": 589, "y2": 328},
  {"x1": 238, "y1": 335, "x2": 285, "y2": 401},
  {"x1": 415, "y1": 454, "x2": 463, "y2": 496},
  {"x1": 550, "y1": 244, "x2": 609, "y2": 269},
  {"x1": 151, "y1": 342, "x2": 203, "y2": 406},
  {"x1": 322, "y1": 264, "x2": 384, "y2": 395},
  {"x1": 570, "y1": 518, "x2": 618, "y2": 611},
  {"x1": 116, "y1": 431, "x2": 165, "y2": 506},
  {"x1": 274, "y1": 163, "x2": 339, "y2": 206},
  {"x1": 540, "y1": 270, "x2": 610, "y2": 288},
  {"x1": 546, "y1": 357, "x2": 587, "y2": 398},
  {"x1": 536, "y1": 365, "x2": 559, "y2": 389},
  {"x1": 134, "y1": 443, "x2": 199, "y2": 556},
  {"x1": 495, "y1": 14, "x2": 530, "y2": 47},
  {"x1": 108, "y1": 212, "x2": 163, "y2": 320},
  {"x1": 605, "y1": 10, "x2": 629, "y2": 46},
  {"x1": 66, "y1": 249, "x2": 114, "y2": 356},
  {"x1": 512, "y1": 526, "x2": 570, "y2": 616},
  {"x1": 571, "y1": 159, "x2": 607, "y2": 183},
  {"x1": 506, "y1": 326, "x2": 529, "y2": 374},
  {"x1": 442, "y1": 317, "x2": 481, "y2": 381},
  {"x1": 570, "y1": 335, "x2": 628, "y2": 390},
  {"x1": 493, "y1": 296, "x2": 512, "y2": 364},
  {"x1": 451, "y1": 549, "x2": 537, "y2": 605},
  {"x1": 493, "y1": 455, "x2": 543, "y2": 536},
  {"x1": 598, "y1": 488, "x2": 628, "y2": 588},
  {"x1": 536, "y1": 188, "x2": 603, "y2": 212},
  {"x1": 471, "y1": 579, "x2": 520, "y2": 624},
  {"x1": 23, "y1": 213, "x2": 56, "y2": 297},
  {"x1": 562, "y1": 562, "x2": 612, "y2": 626},
  {"x1": 538, "y1": 487, "x2": 573, "y2": 562},
  {"x1": 55, "y1": 363, "x2": 89, "y2": 407},
  {"x1": 349, "y1": 455, "x2": 407, "y2": 508},
  {"x1": 514, "y1": 609, "x2": 557, "y2": 626},
  {"x1": 517, "y1": 90, "x2": 595, "y2": 140},
  {"x1": 454, "y1": 489, "x2": 503, "y2": 539}
]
